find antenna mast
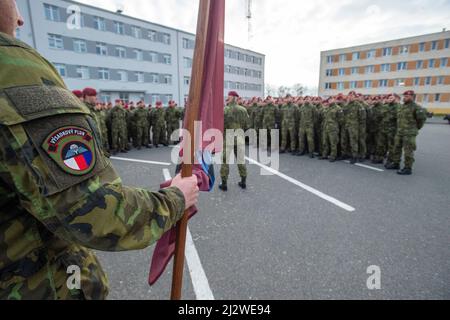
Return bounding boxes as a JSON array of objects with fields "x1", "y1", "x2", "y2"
[{"x1": 246, "y1": 0, "x2": 253, "y2": 42}]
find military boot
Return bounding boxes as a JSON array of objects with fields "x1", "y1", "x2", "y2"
[
  {"x1": 309, "y1": 153, "x2": 315, "y2": 159},
  {"x1": 350, "y1": 158, "x2": 357, "y2": 164},
  {"x1": 219, "y1": 180, "x2": 228, "y2": 192},
  {"x1": 385, "y1": 163, "x2": 400, "y2": 170},
  {"x1": 297, "y1": 151, "x2": 306, "y2": 157},
  {"x1": 397, "y1": 168, "x2": 412, "y2": 175},
  {"x1": 238, "y1": 177, "x2": 246, "y2": 190}
]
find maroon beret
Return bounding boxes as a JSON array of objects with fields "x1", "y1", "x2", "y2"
[
  {"x1": 82, "y1": 87, "x2": 97, "y2": 97},
  {"x1": 72, "y1": 90, "x2": 83, "y2": 98},
  {"x1": 403, "y1": 90, "x2": 415, "y2": 96}
]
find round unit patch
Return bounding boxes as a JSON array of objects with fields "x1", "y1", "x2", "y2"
[{"x1": 42, "y1": 126, "x2": 97, "y2": 176}]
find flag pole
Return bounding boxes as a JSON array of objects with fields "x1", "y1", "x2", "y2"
[{"x1": 171, "y1": 0, "x2": 211, "y2": 300}]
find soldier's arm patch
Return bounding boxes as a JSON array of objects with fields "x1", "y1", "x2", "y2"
[{"x1": 42, "y1": 126, "x2": 97, "y2": 176}]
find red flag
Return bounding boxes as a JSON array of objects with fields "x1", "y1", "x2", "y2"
[{"x1": 148, "y1": 0, "x2": 225, "y2": 287}]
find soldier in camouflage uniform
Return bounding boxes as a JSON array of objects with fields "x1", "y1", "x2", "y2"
[
  {"x1": 133, "y1": 101, "x2": 152, "y2": 150},
  {"x1": 254, "y1": 99, "x2": 265, "y2": 147},
  {"x1": 152, "y1": 101, "x2": 168, "y2": 148},
  {"x1": 280, "y1": 96, "x2": 299, "y2": 154},
  {"x1": 219, "y1": 92, "x2": 249, "y2": 191},
  {"x1": 341, "y1": 92, "x2": 363, "y2": 164},
  {"x1": 165, "y1": 100, "x2": 181, "y2": 145},
  {"x1": 374, "y1": 94, "x2": 398, "y2": 164},
  {"x1": 313, "y1": 99, "x2": 325, "y2": 157},
  {"x1": 320, "y1": 96, "x2": 344, "y2": 162},
  {"x1": 261, "y1": 96, "x2": 278, "y2": 151},
  {"x1": 369, "y1": 97, "x2": 383, "y2": 162},
  {"x1": 386, "y1": 91, "x2": 427, "y2": 175},
  {"x1": 0, "y1": 5, "x2": 199, "y2": 300},
  {"x1": 297, "y1": 96, "x2": 316, "y2": 158},
  {"x1": 356, "y1": 94, "x2": 368, "y2": 161},
  {"x1": 107, "y1": 100, "x2": 129, "y2": 155}
]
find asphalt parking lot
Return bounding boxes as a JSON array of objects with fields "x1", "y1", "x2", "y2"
[{"x1": 96, "y1": 121, "x2": 450, "y2": 300}]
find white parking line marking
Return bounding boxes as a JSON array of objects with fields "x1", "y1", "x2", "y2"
[
  {"x1": 246, "y1": 157, "x2": 356, "y2": 212},
  {"x1": 343, "y1": 161, "x2": 384, "y2": 172},
  {"x1": 162, "y1": 170, "x2": 215, "y2": 300},
  {"x1": 111, "y1": 157, "x2": 171, "y2": 166}
]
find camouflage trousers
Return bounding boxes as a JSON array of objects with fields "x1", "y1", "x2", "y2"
[
  {"x1": 366, "y1": 130, "x2": 378, "y2": 157},
  {"x1": 220, "y1": 140, "x2": 247, "y2": 180},
  {"x1": 153, "y1": 125, "x2": 167, "y2": 146},
  {"x1": 392, "y1": 133, "x2": 417, "y2": 169},
  {"x1": 280, "y1": 123, "x2": 297, "y2": 152},
  {"x1": 375, "y1": 130, "x2": 396, "y2": 162},
  {"x1": 135, "y1": 125, "x2": 149, "y2": 147},
  {"x1": 341, "y1": 125, "x2": 359, "y2": 158},
  {"x1": 322, "y1": 128, "x2": 339, "y2": 160},
  {"x1": 299, "y1": 125, "x2": 315, "y2": 154},
  {"x1": 359, "y1": 125, "x2": 367, "y2": 159},
  {"x1": 167, "y1": 122, "x2": 180, "y2": 144},
  {"x1": 111, "y1": 124, "x2": 128, "y2": 151}
]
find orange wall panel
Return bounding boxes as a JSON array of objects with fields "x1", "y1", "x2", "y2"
[
  {"x1": 345, "y1": 68, "x2": 351, "y2": 76},
  {"x1": 444, "y1": 76, "x2": 450, "y2": 85},
  {"x1": 391, "y1": 63, "x2": 397, "y2": 72},
  {"x1": 331, "y1": 83, "x2": 337, "y2": 90},
  {"x1": 407, "y1": 61, "x2": 415, "y2": 70},
  {"x1": 392, "y1": 47, "x2": 399, "y2": 55},
  {"x1": 346, "y1": 53, "x2": 352, "y2": 61},
  {"x1": 425, "y1": 42, "x2": 431, "y2": 51},
  {"x1": 376, "y1": 48, "x2": 382, "y2": 57},
  {"x1": 374, "y1": 64, "x2": 381, "y2": 73},
  {"x1": 437, "y1": 40, "x2": 444, "y2": 50},
  {"x1": 360, "y1": 51, "x2": 367, "y2": 59},
  {"x1": 405, "y1": 78, "x2": 413, "y2": 86},
  {"x1": 441, "y1": 93, "x2": 450, "y2": 102},
  {"x1": 388, "y1": 79, "x2": 395, "y2": 87},
  {"x1": 410, "y1": 43, "x2": 419, "y2": 53},
  {"x1": 344, "y1": 82, "x2": 350, "y2": 89}
]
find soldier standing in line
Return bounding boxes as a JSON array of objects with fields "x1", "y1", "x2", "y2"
[
  {"x1": 297, "y1": 96, "x2": 316, "y2": 158},
  {"x1": 386, "y1": 91, "x2": 427, "y2": 175},
  {"x1": 166, "y1": 100, "x2": 181, "y2": 145},
  {"x1": 108, "y1": 99, "x2": 128, "y2": 155},
  {"x1": 261, "y1": 96, "x2": 277, "y2": 151},
  {"x1": 356, "y1": 94, "x2": 368, "y2": 162},
  {"x1": 0, "y1": 1, "x2": 199, "y2": 300},
  {"x1": 374, "y1": 94, "x2": 398, "y2": 164},
  {"x1": 342, "y1": 92, "x2": 362, "y2": 164},
  {"x1": 321, "y1": 96, "x2": 344, "y2": 162},
  {"x1": 72, "y1": 90, "x2": 83, "y2": 102},
  {"x1": 133, "y1": 101, "x2": 152, "y2": 150},
  {"x1": 369, "y1": 96, "x2": 384, "y2": 163},
  {"x1": 219, "y1": 91, "x2": 249, "y2": 191},
  {"x1": 152, "y1": 101, "x2": 168, "y2": 148},
  {"x1": 280, "y1": 95, "x2": 299, "y2": 154}
]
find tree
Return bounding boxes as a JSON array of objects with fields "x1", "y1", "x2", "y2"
[
  {"x1": 277, "y1": 86, "x2": 289, "y2": 97},
  {"x1": 265, "y1": 84, "x2": 277, "y2": 97},
  {"x1": 292, "y1": 83, "x2": 305, "y2": 96}
]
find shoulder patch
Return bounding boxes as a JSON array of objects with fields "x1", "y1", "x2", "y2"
[{"x1": 42, "y1": 126, "x2": 97, "y2": 176}]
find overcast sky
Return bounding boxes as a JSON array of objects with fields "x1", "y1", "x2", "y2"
[{"x1": 75, "y1": 0, "x2": 450, "y2": 94}]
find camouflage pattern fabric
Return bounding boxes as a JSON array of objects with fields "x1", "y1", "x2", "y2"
[
  {"x1": 298, "y1": 103, "x2": 316, "y2": 154},
  {"x1": 322, "y1": 103, "x2": 343, "y2": 160},
  {"x1": 280, "y1": 103, "x2": 299, "y2": 152}
]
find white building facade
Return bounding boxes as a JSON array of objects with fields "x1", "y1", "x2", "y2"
[{"x1": 16, "y1": 0, "x2": 265, "y2": 105}]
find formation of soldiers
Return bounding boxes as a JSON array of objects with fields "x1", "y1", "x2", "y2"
[
  {"x1": 73, "y1": 88, "x2": 185, "y2": 156},
  {"x1": 240, "y1": 90, "x2": 427, "y2": 175}
]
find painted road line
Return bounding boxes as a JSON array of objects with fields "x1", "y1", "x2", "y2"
[
  {"x1": 246, "y1": 157, "x2": 356, "y2": 212},
  {"x1": 343, "y1": 161, "x2": 384, "y2": 172},
  {"x1": 111, "y1": 157, "x2": 171, "y2": 166},
  {"x1": 162, "y1": 169, "x2": 215, "y2": 300}
]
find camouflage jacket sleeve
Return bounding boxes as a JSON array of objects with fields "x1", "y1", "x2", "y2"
[{"x1": 0, "y1": 122, "x2": 186, "y2": 252}]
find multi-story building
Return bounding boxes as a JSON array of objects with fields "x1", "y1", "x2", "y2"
[
  {"x1": 16, "y1": 0, "x2": 265, "y2": 105},
  {"x1": 319, "y1": 31, "x2": 450, "y2": 113}
]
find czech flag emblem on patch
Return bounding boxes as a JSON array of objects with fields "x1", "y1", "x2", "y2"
[{"x1": 42, "y1": 126, "x2": 97, "y2": 176}]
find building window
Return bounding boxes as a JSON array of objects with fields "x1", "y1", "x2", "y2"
[
  {"x1": 327, "y1": 55, "x2": 333, "y2": 64},
  {"x1": 98, "y1": 68, "x2": 110, "y2": 80},
  {"x1": 162, "y1": 33, "x2": 171, "y2": 45},
  {"x1": 136, "y1": 72, "x2": 144, "y2": 83},
  {"x1": 428, "y1": 59, "x2": 435, "y2": 68},
  {"x1": 395, "y1": 79, "x2": 405, "y2": 86},
  {"x1": 381, "y1": 63, "x2": 391, "y2": 72},
  {"x1": 366, "y1": 50, "x2": 376, "y2": 59},
  {"x1": 184, "y1": 57, "x2": 193, "y2": 68},
  {"x1": 325, "y1": 69, "x2": 332, "y2": 77},
  {"x1": 431, "y1": 41, "x2": 438, "y2": 50},
  {"x1": 423, "y1": 94, "x2": 429, "y2": 103},
  {"x1": 338, "y1": 68, "x2": 345, "y2": 76},
  {"x1": 48, "y1": 34, "x2": 63, "y2": 49},
  {"x1": 350, "y1": 81, "x2": 357, "y2": 89},
  {"x1": 414, "y1": 77, "x2": 420, "y2": 86},
  {"x1": 115, "y1": 47, "x2": 126, "y2": 58},
  {"x1": 163, "y1": 54, "x2": 171, "y2": 65},
  {"x1": 100, "y1": 93, "x2": 111, "y2": 103},
  {"x1": 339, "y1": 54, "x2": 345, "y2": 62},
  {"x1": 364, "y1": 80, "x2": 372, "y2": 88},
  {"x1": 382, "y1": 47, "x2": 392, "y2": 56},
  {"x1": 399, "y1": 45, "x2": 409, "y2": 55},
  {"x1": 397, "y1": 62, "x2": 407, "y2": 71},
  {"x1": 419, "y1": 42, "x2": 425, "y2": 52},
  {"x1": 54, "y1": 64, "x2": 66, "y2": 77},
  {"x1": 149, "y1": 52, "x2": 157, "y2": 62},
  {"x1": 76, "y1": 66, "x2": 89, "y2": 79},
  {"x1": 96, "y1": 43, "x2": 107, "y2": 56},
  {"x1": 148, "y1": 30, "x2": 157, "y2": 41},
  {"x1": 425, "y1": 77, "x2": 432, "y2": 85},
  {"x1": 162, "y1": 75, "x2": 172, "y2": 84},
  {"x1": 445, "y1": 39, "x2": 450, "y2": 49},
  {"x1": 365, "y1": 65, "x2": 375, "y2": 73},
  {"x1": 351, "y1": 67, "x2": 358, "y2": 74},
  {"x1": 184, "y1": 77, "x2": 190, "y2": 86},
  {"x1": 131, "y1": 26, "x2": 141, "y2": 38},
  {"x1": 183, "y1": 38, "x2": 195, "y2": 49},
  {"x1": 437, "y1": 76, "x2": 444, "y2": 85},
  {"x1": 416, "y1": 60, "x2": 423, "y2": 69},
  {"x1": 73, "y1": 39, "x2": 87, "y2": 53},
  {"x1": 435, "y1": 93, "x2": 441, "y2": 102},
  {"x1": 325, "y1": 83, "x2": 332, "y2": 89},
  {"x1": 44, "y1": 4, "x2": 60, "y2": 21},
  {"x1": 114, "y1": 21, "x2": 124, "y2": 35},
  {"x1": 337, "y1": 82, "x2": 344, "y2": 90},
  {"x1": 352, "y1": 52, "x2": 360, "y2": 60},
  {"x1": 440, "y1": 58, "x2": 448, "y2": 68},
  {"x1": 134, "y1": 49, "x2": 143, "y2": 61},
  {"x1": 379, "y1": 79, "x2": 388, "y2": 87},
  {"x1": 149, "y1": 73, "x2": 159, "y2": 83},
  {"x1": 94, "y1": 17, "x2": 106, "y2": 31},
  {"x1": 118, "y1": 70, "x2": 127, "y2": 82}
]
